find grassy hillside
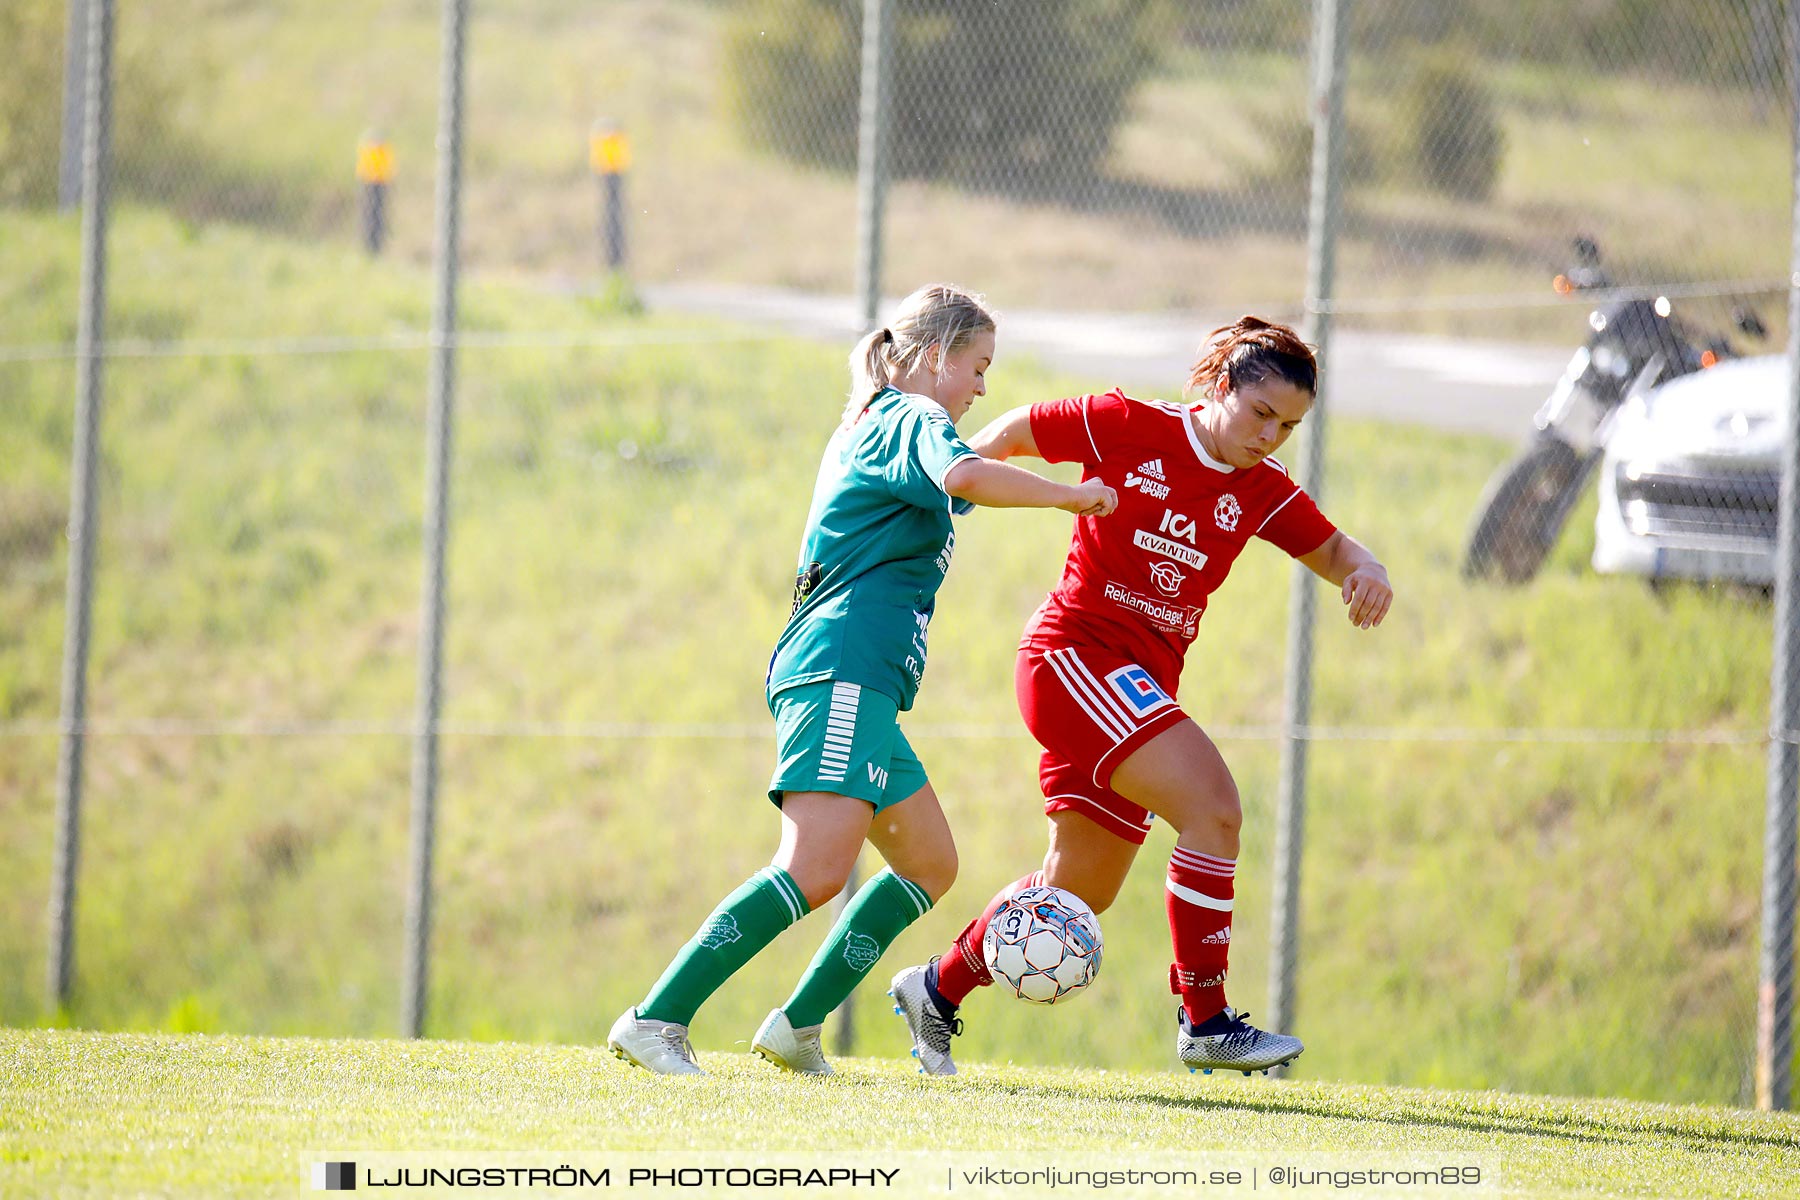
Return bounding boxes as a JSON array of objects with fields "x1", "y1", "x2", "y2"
[
  {"x1": 4, "y1": 1029, "x2": 1798, "y2": 1199},
  {"x1": 13, "y1": 0, "x2": 1784, "y2": 338},
  {"x1": 0, "y1": 206, "x2": 1780, "y2": 1108}
]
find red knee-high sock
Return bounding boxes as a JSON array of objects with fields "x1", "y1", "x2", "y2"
[
  {"x1": 934, "y1": 871, "x2": 1043, "y2": 1005},
  {"x1": 1167, "y1": 847, "x2": 1234, "y2": 1025}
]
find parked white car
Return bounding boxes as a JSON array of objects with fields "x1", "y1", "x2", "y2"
[{"x1": 1592, "y1": 354, "x2": 1788, "y2": 586}]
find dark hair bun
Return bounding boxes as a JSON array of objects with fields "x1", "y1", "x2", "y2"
[{"x1": 1184, "y1": 315, "x2": 1317, "y2": 399}]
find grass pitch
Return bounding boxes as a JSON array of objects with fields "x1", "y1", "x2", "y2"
[{"x1": 3, "y1": 1029, "x2": 1797, "y2": 1198}]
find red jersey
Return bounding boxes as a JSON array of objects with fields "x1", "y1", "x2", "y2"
[{"x1": 1023, "y1": 389, "x2": 1336, "y2": 692}]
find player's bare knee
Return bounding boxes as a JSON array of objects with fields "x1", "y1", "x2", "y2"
[
  {"x1": 1043, "y1": 860, "x2": 1121, "y2": 913},
  {"x1": 1163, "y1": 783, "x2": 1241, "y2": 842},
  {"x1": 787, "y1": 867, "x2": 847, "y2": 910},
  {"x1": 883, "y1": 833, "x2": 957, "y2": 901},
  {"x1": 914, "y1": 859, "x2": 957, "y2": 904},
  {"x1": 1212, "y1": 787, "x2": 1243, "y2": 838},
  {"x1": 1184, "y1": 774, "x2": 1241, "y2": 834},
  {"x1": 930, "y1": 847, "x2": 960, "y2": 901},
  {"x1": 897, "y1": 845, "x2": 957, "y2": 903},
  {"x1": 1081, "y1": 879, "x2": 1124, "y2": 914},
  {"x1": 803, "y1": 881, "x2": 844, "y2": 909}
]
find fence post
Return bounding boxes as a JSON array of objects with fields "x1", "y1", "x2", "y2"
[
  {"x1": 57, "y1": 0, "x2": 88, "y2": 210},
  {"x1": 831, "y1": 0, "x2": 892, "y2": 1060},
  {"x1": 1755, "y1": 0, "x2": 1800, "y2": 1114},
  {"x1": 47, "y1": 0, "x2": 114, "y2": 1014},
  {"x1": 402, "y1": 0, "x2": 468, "y2": 1041},
  {"x1": 852, "y1": 0, "x2": 892, "y2": 334},
  {"x1": 1268, "y1": 0, "x2": 1348, "y2": 1073}
]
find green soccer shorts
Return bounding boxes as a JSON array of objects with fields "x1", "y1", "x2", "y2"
[{"x1": 767, "y1": 680, "x2": 930, "y2": 812}]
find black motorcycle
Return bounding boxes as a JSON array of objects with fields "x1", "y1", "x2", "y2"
[{"x1": 1460, "y1": 237, "x2": 1765, "y2": 584}]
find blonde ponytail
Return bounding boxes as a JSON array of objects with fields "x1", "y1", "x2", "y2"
[{"x1": 847, "y1": 326, "x2": 897, "y2": 414}]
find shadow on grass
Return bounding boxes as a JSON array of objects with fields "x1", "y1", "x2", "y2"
[
  {"x1": 1122, "y1": 1085, "x2": 1796, "y2": 1155},
  {"x1": 832, "y1": 1071, "x2": 1799, "y2": 1155}
]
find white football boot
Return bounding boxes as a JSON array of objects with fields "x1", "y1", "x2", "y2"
[
  {"x1": 751, "y1": 1008, "x2": 833, "y2": 1075},
  {"x1": 607, "y1": 1007, "x2": 704, "y2": 1075},
  {"x1": 889, "y1": 962, "x2": 962, "y2": 1076},
  {"x1": 1177, "y1": 1006, "x2": 1303, "y2": 1075}
]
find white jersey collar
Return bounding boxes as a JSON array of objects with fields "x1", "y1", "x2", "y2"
[{"x1": 1181, "y1": 404, "x2": 1237, "y2": 474}]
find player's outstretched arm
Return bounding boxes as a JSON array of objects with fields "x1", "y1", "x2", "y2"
[
  {"x1": 944, "y1": 457, "x2": 1116, "y2": 516},
  {"x1": 965, "y1": 406, "x2": 1041, "y2": 461},
  {"x1": 1298, "y1": 529, "x2": 1393, "y2": 630}
]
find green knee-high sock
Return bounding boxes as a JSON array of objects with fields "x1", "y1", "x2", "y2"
[
  {"x1": 638, "y1": 866, "x2": 811, "y2": 1026},
  {"x1": 781, "y1": 867, "x2": 934, "y2": 1029}
]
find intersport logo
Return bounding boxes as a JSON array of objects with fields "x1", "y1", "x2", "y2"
[{"x1": 1124, "y1": 458, "x2": 1170, "y2": 499}]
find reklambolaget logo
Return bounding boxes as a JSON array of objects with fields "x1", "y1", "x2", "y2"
[
  {"x1": 1103, "y1": 583, "x2": 1200, "y2": 637},
  {"x1": 311, "y1": 1161, "x2": 356, "y2": 1191}
]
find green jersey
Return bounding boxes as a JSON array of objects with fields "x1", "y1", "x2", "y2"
[{"x1": 766, "y1": 387, "x2": 979, "y2": 711}]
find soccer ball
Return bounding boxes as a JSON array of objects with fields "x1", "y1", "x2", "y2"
[{"x1": 982, "y1": 885, "x2": 1103, "y2": 1004}]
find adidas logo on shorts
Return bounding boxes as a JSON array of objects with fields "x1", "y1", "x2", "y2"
[{"x1": 1124, "y1": 458, "x2": 1170, "y2": 499}]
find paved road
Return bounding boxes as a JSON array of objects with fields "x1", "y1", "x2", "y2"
[{"x1": 643, "y1": 282, "x2": 1571, "y2": 441}]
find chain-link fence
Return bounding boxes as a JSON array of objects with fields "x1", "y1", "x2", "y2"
[{"x1": 2, "y1": 0, "x2": 1795, "y2": 1110}]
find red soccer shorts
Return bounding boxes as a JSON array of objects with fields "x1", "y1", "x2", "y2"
[{"x1": 1014, "y1": 644, "x2": 1189, "y2": 846}]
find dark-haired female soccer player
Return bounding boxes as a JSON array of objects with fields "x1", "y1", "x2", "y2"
[{"x1": 890, "y1": 316, "x2": 1393, "y2": 1076}]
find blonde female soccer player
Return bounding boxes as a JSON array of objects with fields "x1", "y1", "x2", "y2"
[
  {"x1": 890, "y1": 316, "x2": 1393, "y2": 1076},
  {"x1": 608, "y1": 284, "x2": 1118, "y2": 1075}
]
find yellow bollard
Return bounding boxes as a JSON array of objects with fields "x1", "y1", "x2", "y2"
[
  {"x1": 356, "y1": 131, "x2": 394, "y2": 255},
  {"x1": 589, "y1": 120, "x2": 631, "y2": 271}
]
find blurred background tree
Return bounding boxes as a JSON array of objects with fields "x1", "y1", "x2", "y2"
[
  {"x1": 723, "y1": 0, "x2": 1179, "y2": 191},
  {"x1": 0, "y1": 0, "x2": 186, "y2": 208}
]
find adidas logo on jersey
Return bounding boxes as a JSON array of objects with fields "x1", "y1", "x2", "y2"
[{"x1": 1124, "y1": 458, "x2": 1170, "y2": 499}]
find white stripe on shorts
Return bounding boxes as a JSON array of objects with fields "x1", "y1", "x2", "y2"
[
  {"x1": 818, "y1": 683, "x2": 860, "y2": 781},
  {"x1": 1044, "y1": 648, "x2": 1130, "y2": 741},
  {"x1": 1044, "y1": 647, "x2": 1135, "y2": 742},
  {"x1": 1050, "y1": 792, "x2": 1153, "y2": 838}
]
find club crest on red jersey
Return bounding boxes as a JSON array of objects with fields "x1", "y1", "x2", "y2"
[{"x1": 1214, "y1": 494, "x2": 1242, "y2": 532}]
